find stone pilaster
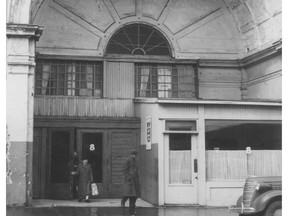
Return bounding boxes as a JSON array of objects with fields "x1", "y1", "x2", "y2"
[{"x1": 6, "y1": 23, "x2": 43, "y2": 206}]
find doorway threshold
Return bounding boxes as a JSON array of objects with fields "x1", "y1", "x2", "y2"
[{"x1": 31, "y1": 199, "x2": 154, "y2": 208}]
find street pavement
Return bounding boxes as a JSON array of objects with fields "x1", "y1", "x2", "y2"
[{"x1": 7, "y1": 206, "x2": 238, "y2": 216}]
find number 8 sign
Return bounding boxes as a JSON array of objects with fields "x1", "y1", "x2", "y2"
[{"x1": 90, "y1": 144, "x2": 95, "y2": 151}]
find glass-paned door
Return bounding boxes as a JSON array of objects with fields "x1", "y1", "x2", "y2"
[{"x1": 164, "y1": 133, "x2": 198, "y2": 204}]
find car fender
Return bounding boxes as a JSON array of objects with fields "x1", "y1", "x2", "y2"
[
  {"x1": 251, "y1": 190, "x2": 282, "y2": 212},
  {"x1": 236, "y1": 195, "x2": 243, "y2": 206}
]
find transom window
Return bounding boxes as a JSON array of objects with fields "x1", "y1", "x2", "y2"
[
  {"x1": 135, "y1": 64, "x2": 196, "y2": 99},
  {"x1": 106, "y1": 24, "x2": 171, "y2": 56},
  {"x1": 35, "y1": 60, "x2": 103, "y2": 97}
]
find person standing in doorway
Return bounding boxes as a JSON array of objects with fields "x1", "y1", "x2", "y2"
[
  {"x1": 76, "y1": 157, "x2": 94, "y2": 203},
  {"x1": 121, "y1": 150, "x2": 140, "y2": 216},
  {"x1": 69, "y1": 151, "x2": 80, "y2": 199}
]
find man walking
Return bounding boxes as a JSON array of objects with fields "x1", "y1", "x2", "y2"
[{"x1": 121, "y1": 150, "x2": 140, "y2": 216}]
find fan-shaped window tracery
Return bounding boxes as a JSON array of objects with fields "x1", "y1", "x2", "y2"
[{"x1": 106, "y1": 24, "x2": 171, "y2": 56}]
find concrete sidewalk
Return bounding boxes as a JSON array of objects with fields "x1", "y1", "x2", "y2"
[
  {"x1": 7, "y1": 199, "x2": 238, "y2": 216},
  {"x1": 7, "y1": 206, "x2": 237, "y2": 216},
  {"x1": 31, "y1": 198, "x2": 154, "y2": 208}
]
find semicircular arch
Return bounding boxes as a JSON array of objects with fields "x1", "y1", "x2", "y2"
[{"x1": 101, "y1": 19, "x2": 176, "y2": 58}]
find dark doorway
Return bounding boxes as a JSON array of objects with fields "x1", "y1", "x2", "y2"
[
  {"x1": 46, "y1": 128, "x2": 74, "y2": 199},
  {"x1": 77, "y1": 129, "x2": 109, "y2": 198},
  {"x1": 81, "y1": 133, "x2": 103, "y2": 183}
]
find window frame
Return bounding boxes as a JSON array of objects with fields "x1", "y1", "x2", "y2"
[
  {"x1": 35, "y1": 59, "x2": 103, "y2": 97},
  {"x1": 134, "y1": 63, "x2": 199, "y2": 99}
]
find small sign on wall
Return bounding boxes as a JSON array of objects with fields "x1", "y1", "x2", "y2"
[{"x1": 146, "y1": 116, "x2": 152, "y2": 150}]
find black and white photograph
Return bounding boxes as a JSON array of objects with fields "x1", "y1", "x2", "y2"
[{"x1": 4, "y1": 0, "x2": 285, "y2": 216}]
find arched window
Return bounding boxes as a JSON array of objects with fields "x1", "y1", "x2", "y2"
[{"x1": 106, "y1": 24, "x2": 171, "y2": 56}]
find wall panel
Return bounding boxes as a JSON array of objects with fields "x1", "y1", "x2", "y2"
[
  {"x1": 34, "y1": 97, "x2": 134, "y2": 117},
  {"x1": 199, "y1": 67, "x2": 242, "y2": 100},
  {"x1": 205, "y1": 105, "x2": 281, "y2": 120},
  {"x1": 105, "y1": 62, "x2": 134, "y2": 99}
]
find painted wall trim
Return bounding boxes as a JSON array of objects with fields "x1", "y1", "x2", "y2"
[{"x1": 134, "y1": 99, "x2": 281, "y2": 106}]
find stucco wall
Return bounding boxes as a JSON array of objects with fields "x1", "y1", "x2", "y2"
[
  {"x1": 6, "y1": 22, "x2": 42, "y2": 205},
  {"x1": 33, "y1": 0, "x2": 243, "y2": 59},
  {"x1": 134, "y1": 103, "x2": 160, "y2": 204},
  {"x1": 32, "y1": 0, "x2": 281, "y2": 59},
  {"x1": 6, "y1": 142, "x2": 28, "y2": 205}
]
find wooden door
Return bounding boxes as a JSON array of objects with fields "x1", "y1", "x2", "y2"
[
  {"x1": 108, "y1": 129, "x2": 139, "y2": 197},
  {"x1": 46, "y1": 128, "x2": 74, "y2": 199}
]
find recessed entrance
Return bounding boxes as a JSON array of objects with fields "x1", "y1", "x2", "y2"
[
  {"x1": 77, "y1": 129, "x2": 108, "y2": 198},
  {"x1": 32, "y1": 120, "x2": 140, "y2": 200}
]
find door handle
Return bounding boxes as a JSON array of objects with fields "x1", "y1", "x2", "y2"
[{"x1": 194, "y1": 159, "x2": 198, "y2": 173}]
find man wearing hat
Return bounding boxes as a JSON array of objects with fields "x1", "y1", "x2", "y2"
[{"x1": 121, "y1": 150, "x2": 140, "y2": 216}]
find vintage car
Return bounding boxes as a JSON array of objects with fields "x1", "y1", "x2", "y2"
[{"x1": 229, "y1": 176, "x2": 282, "y2": 216}]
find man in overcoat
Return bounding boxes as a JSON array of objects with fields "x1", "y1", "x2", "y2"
[
  {"x1": 121, "y1": 150, "x2": 140, "y2": 216},
  {"x1": 69, "y1": 151, "x2": 80, "y2": 199},
  {"x1": 76, "y1": 158, "x2": 94, "y2": 203}
]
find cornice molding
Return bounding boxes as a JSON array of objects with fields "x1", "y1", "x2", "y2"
[
  {"x1": 35, "y1": 39, "x2": 282, "y2": 68},
  {"x1": 6, "y1": 24, "x2": 43, "y2": 41},
  {"x1": 240, "y1": 39, "x2": 282, "y2": 68},
  {"x1": 196, "y1": 40, "x2": 282, "y2": 68}
]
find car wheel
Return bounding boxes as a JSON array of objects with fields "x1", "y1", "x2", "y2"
[{"x1": 264, "y1": 201, "x2": 282, "y2": 216}]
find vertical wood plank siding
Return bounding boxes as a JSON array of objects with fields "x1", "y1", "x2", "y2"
[
  {"x1": 111, "y1": 131, "x2": 137, "y2": 184},
  {"x1": 34, "y1": 97, "x2": 134, "y2": 117},
  {"x1": 204, "y1": 105, "x2": 281, "y2": 120},
  {"x1": 32, "y1": 128, "x2": 42, "y2": 198},
  {"x1": 105, "y1": 62, "x2": 134, "y2": 99}
]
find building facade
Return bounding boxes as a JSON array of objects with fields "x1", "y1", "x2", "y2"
[{"x1": 7, "y1": 0, "x2": 282, "y2": 206}]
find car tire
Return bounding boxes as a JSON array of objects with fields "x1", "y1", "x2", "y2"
[{"x1": 264, "y1": 200, "x2": 282, "y2": 216}]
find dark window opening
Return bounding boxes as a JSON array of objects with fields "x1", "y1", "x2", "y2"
[
  {"x1": 170, "y1": 134, "x2": 191, "y2": 151},
  {"x1": 106, "y1": 24, "x2": 171, "y2": 56},
  {"x1": 205, "y1": 121, "x2": 282, "y2": 150}
]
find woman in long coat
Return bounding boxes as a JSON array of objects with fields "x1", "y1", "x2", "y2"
[{"x1": 76, "y1": 158, "x2": 94, "y2": 203}]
